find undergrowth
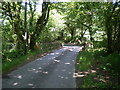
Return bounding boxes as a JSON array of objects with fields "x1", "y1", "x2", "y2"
[
  {"x1": 77, "y1": 50, "x2": 94, "y2": 71},
  {"x1": 76, "y1": 47, "x2": 120, "y2": 88}
]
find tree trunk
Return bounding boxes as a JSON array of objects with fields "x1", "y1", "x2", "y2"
[
  {"x1": 30, "y1": 2, "x2": 50, "y2": 50},
  {"x1": 24, "y1": 2, "x2": 28, "y2": 54},
  {"x1": 105, "y1": 2, "x2": 118, "y2": 54},
  {"x1": 30, "y1": 35, "x2": 35, "y2": 50}
]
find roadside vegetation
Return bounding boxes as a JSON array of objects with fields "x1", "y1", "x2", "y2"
[
  {"x1": 76, "y1": 42, "x2": 120, "y2": 88},
  {"x1": 76, "y1": 50, "x2": 94, "y2": 72}
]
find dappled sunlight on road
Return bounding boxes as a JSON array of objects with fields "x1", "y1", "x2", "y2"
[
  {"x1": 53, "y1": 59, "x2": 60, "y2": 63},
  {"x1": 17, "y1": 75, "x2": 22, "y2": 79},
  {"x1": 58, "y1": 75, "x2": 69, "y2": 80},
  {"x1": 50, "y1": 52, "x2": 60, "y2": 55},
  {"x1": 27, "y1": 67, "x2": 49, "y2": 75},
  {"x1": 28, "y1": 83, "x2": 34, "y2": 86},
  {"x1": 27, "y1": 68, "x2": 36, "y2": 72},
  {"x1": 3, "y1": 45, "x2": 82, "y2": 88},
  {"x1": 65, "y1": 63, "x2": 71, "y2": 65},
  {"x1": 42, "y1": 71, "x2": 48, "y2": 74},
  {"x1": 38, "y1": 67, "x2": 42, "y2": 69},
  {"x1": 13, "y1": 82, "x2": 18, "y2": 86},
  {"x1": 13, "y1": 75, "x2": 23, "y2": 79}
]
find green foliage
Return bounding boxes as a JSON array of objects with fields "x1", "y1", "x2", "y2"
[
  {"x1": 81, "y1": 73, "x2": 112, "y2": 88},
  {"x1": 99, "y1": 52, "x2": 120, "y2": 73},
  {"x1": 39, "y1": 13, "x2": 61, "y2": 42},
  {"x1": 77, "y1": 46, "x2": 119, "y2": 88},
  {"x1": 93, "y1": 41, "x2": 107, "y2": 49},
  {"x1": 92, "y1": 47, "x2": 120, "y2": 73},
  {"x1": 2, "y1": 2, "x2": 119, "y2": 53},
  {"x1": 58, "y1": 2, "x2": 107, "y2": 44},
  {"x1": 77, "y1": 50, "x2": 94, "y2": 71},
  {"x1": 104, "y1": 2, "x2": 120, "y2": 53},
  {"x1": 2, "y1": 2, "x2": 120, "y2": 80},
  {"x1": 2, "y1": 49, "x2": 25, "y2": 63}
]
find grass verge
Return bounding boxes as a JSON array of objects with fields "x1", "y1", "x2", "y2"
[
  {"x1": 76, "y1": 48, "x2": 120, "y2": 88},
  {"x1": 2, "y1": 44, "x2": 61, "y2": 75},
  {"x1": 76, "y1": 50, "x2": 94, "y2": 71}
]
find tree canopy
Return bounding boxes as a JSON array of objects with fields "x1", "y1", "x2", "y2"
[{"x1": 1, "y1": 1, "x2": 120, "y2": 55}]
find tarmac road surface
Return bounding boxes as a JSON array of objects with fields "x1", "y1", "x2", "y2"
[{"x1": 2, "y1": 45, "x2": 82, "y2": 88}]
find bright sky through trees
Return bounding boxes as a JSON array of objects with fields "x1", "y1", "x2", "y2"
[{"x1": 36, "y1": 0, "x2": 43, "y2": 12}]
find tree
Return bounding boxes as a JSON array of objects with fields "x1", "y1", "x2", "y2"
[
  {"x1": 2, "y1": 2, "x2": 25, "y2": 50},
  {"x1": 104, "y1": 2, "x2": 120, "y2": 53},
  {"x1": 24, "y1": 1, "x2": 28, "y2": 54},
  {"x1": 30, "y1": 2, "x2": 50, "y2": 50},
  {"x1": 2, "y1": 1, "x2": 51, "y2": 51}
]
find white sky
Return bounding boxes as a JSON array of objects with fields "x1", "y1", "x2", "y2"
[
  {"x1": 2, "y1": 0, "x2": 119, "y2": 2},
  {"x1": 36, "y1": 0, "x2": 43, "y2": 12},
  {"x1": 35, "y1": 0, "x2": 118, "y2": 13}
]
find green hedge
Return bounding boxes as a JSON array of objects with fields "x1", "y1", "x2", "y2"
[
  {"x1": 2, "y1": 49, "x2": 24, "y2": 63},
  {"x1": 2, "y1": 41, "x2": 62, "y2": 63}
]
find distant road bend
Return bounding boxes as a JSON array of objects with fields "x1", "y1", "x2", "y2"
[{"x1": 2, "y1": 45, "x2": 82, "y2": 88}]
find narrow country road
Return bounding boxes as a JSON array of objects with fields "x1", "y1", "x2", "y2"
[{"x1": 2, "y1": 45, "x2": 82, "y2": 88}]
